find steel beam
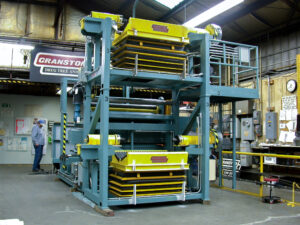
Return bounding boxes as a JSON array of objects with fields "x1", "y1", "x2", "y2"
[
  {"x1": 250, "y1": 12, "x2": 274, "y2": 27},
  {"x1": 281, "y1": 0, "x2": 300, "y2": 13},
  {"x1": 54, "y1": 0, "x2": 65, "y2": 39},
  {"x1": 117, "y1": 0, "x2": 132, "y2": 13},
  {"x1": 3, "y1": 0, "x2": 57, "y2": 6},
  {"x1": 159, "y1": 0, "x2": 196, "y2": 22},
  {"x1": 212, "y1": 0, "x2": 277, "y2": 26}
]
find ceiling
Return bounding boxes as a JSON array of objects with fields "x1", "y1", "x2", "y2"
[
  {"x1": 7, "y1": 0, "x2": 300, "y2": 42},
  {"x1": 67, "y1": 0, "x2": 300, "y2": 42}
]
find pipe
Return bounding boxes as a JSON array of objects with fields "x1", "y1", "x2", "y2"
[
  {"x1": 109, "y1": 97, "x2": 172, "y2": 105},
  {"x1": 267, "y1": 75, "x2": 271, "y2": 111},
  {"x1": 295, "y1": 55, "x2": 300, "y2": 145},
  {"x1": 132, "y1": 0, "x2": 139, "y2": 18}
]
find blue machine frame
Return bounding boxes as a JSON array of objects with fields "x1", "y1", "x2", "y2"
[{"x1": 54, "y1": 15, "x2": 259, "y2": 211}]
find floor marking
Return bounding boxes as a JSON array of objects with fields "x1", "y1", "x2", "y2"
[{"x1": 241, "y1": 213, "x2": 300, "y2": 225}]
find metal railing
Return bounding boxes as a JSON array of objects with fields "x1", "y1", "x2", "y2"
[
  {"x1": 209, "y1": 39, "x2": 259, "y2": 88},
  {"x1": 217, "y1": 151, "x2": 300, "y2": 206}
]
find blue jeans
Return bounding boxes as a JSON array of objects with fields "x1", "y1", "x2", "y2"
[{"x1": 33, "y1": 145, "x2": 43, "y2": 171}]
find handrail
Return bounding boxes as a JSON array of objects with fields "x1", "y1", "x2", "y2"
[
  {"x1": 220, "y1": 150, "x2": 300, "y2": 205},
  {"x1": 222, "y1": 151, "x2": 300, "y2": 159}
]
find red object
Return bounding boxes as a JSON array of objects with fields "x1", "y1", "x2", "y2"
[
  {"x1": 264, "y1": 177, "x2": 279, "y2": 182},
  {"x1": 34, "y1": 53, "x2": 84, "y2": 68},
  {"x1": 152, "y1": 24, "x2": 169, "y2": 33},
  {"x1": 151, "y1": 156, "x2": 168, "y2": 163}
]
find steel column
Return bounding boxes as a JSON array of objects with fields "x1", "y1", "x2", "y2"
[
  {"x1": 218, "y1": 103, "x2": 223, "y2": 187},
  {"x1": 98, "y1": 18, "x2": 112, "y2": 210},
  {"x1": 232, "y1": 101, "x2": 237, "y2": 189},
  {"x1": 200, "y1": 34, "x2": 210, "y2": 201}
]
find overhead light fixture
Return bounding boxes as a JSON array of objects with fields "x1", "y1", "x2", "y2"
[
  {"x1": 154, "y1": 0, "x2": 184, "y2": 9},
  {"x1": 183, "y1": 0, "x2": 244, "y2": 28},
  {"x1": 57, "y1": 87, "x2": 72, "y2": 95},
  {"x1": 0, "y1": 42, "x2": 34, "y2": 50}
]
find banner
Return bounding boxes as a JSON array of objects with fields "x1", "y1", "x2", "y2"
[{"x1": 30, "y1": 45, "x2": 84, "y2": 83}]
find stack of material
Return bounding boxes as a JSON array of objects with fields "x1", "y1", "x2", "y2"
[
  {"x1": 109, "y1": 151, "x2": 189, "y2": 197},
  {"x1": 112, "y1": 18, "x2": 189, "y2": 74}
]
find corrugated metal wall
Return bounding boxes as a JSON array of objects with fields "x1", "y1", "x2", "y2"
[
  {"x1": 260, "y1": 30, "x2": 300, "y2": 74},
  {"x1": 0, "y1": 2, "x2": 85, "y2": 42}
]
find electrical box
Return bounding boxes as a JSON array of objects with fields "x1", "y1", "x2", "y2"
[
  {"x1": 241, "y1": 118, "x2": 254, "y2": 141},
  {"x1": 253, "y1": 111, "x2": 261, "y2": 125},
  {"x1": 238, "y1": 47, "x2": 250, "y2": 63},
  {"x1": 222, "y1": 114, "x2": 231, "y2": 133},
  {"x1": 255, "y1": 124, "x2": 262, "y2": 137},
  {"x1": 230, "y1": 117, "x2": 241, "y2": 139},
  {"x1": 240, "y1": 141, "x2": 252, "y2": 167},
  {"x1": 265, "y1": 112, "x2": 278, "y2": 140},
  {"x1": 209, "y1": 159, "x2": 216, "y2": 181},
  {"x1": 68, "y1": 129, "x2": 83, "y2": 145},
  {"x1": 236, "y1": 100, "x2": 254, "y2": 115}
]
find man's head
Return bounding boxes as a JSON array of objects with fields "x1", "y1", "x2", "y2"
[
  {"x1": 33, "y1": 118, "x2": 38, "y2": 124},
  {"x1": 37, "y1": 120, "x2": 44, "y2": 128}
]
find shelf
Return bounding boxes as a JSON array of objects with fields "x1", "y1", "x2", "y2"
[{"x1": 264, "y1": 164, "x2": 300, "y2": 169}]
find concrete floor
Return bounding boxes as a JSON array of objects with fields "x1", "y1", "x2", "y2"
[{"x1": 0, "y1": 165, "x2": 299, "y2": 225}]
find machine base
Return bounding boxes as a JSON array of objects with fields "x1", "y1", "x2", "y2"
[
  {"x1": 262, "y1": 196, "x2": 281, "y2": 204},
  {"x1": 94, "y1": 205, "x2": 115, "y2": 217}
]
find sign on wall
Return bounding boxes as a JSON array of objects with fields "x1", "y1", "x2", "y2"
[{"x1": 30, "y1": 45, "x2": 84, "y2": 83}]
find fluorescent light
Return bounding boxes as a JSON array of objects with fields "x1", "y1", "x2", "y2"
[
  {"x1": 183, "y1": 0, "x2": 244, "y2": 27},
  {"x1": 154, "y1": 0, "x2": 184, "y2": 9},
  {"x1": 57, "y1": 87, "x2": 72, "y2": 95},
  {"x1": 0, "y1": 42, "x2": 34, "y2": 50}
]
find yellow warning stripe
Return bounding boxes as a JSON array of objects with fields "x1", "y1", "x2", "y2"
[
  {"x1": 62, "y1": 113, "x2": 67, "y2": 155},
  {"x1": 210, "y1": 129, "x2": 219, "y2": 150},
  {"x1": 0, "y1": 79, "x2": 35, "y2": 85},
  {"x1": 110, "y1": 86, "x2": 167, "y2": 94}
]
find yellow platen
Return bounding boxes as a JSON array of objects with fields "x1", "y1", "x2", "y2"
[
  {"x1": 109, "y1": 189, "x2": 182, "y2": 197},
  {"x1": 86, "y1": 134, "x2": 120, "y2": 145},
  {"x1": 109, "y1": 180, "x2": 184, "y2": 187},
  {"x1": 109, "y1": 173, "x2": 185, "y2": 181},
  {"x1": 113, "y1": 17, "x2": 190, "y2": 46},
  {"x1": 109, "y1": 185, "x2": 182, "y2": 193},
  {"x1": 110, "y1": 151, "x2": 189, "y2": 172}
]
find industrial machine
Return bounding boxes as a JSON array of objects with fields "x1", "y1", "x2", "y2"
[{"x1": 53, "y1": 11, "x2": 259, "y2": 214}]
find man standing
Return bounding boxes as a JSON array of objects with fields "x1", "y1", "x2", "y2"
[{"x1": 31, "y1": 120, "x2": 45, "y2": 172}]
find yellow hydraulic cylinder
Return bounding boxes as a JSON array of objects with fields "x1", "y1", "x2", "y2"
[
  {"x1": 86, "y1": 134, "x2": 121, "y2": 145},
  {"x1": 176, "y1": 130, "x2": 218, "y2": 147},
  {"x1": 165, "y1": 105, "x2": 172, "y2": 115},
  {"x1": 76, "y1": 144, "x2": 81, "y2": 155}
]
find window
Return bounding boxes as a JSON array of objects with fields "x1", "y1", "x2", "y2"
[{"x1": 154, "y1": 0, "x2": 184, "y2": 9}]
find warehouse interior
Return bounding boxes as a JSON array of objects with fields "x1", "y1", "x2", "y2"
[{"x1": 0, "y1": 0, "x2": 300, "y2": 224}]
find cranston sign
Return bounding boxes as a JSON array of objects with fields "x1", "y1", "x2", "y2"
[{"x1": 30, "y1": 45, "x2": 84, "y2": 83}]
